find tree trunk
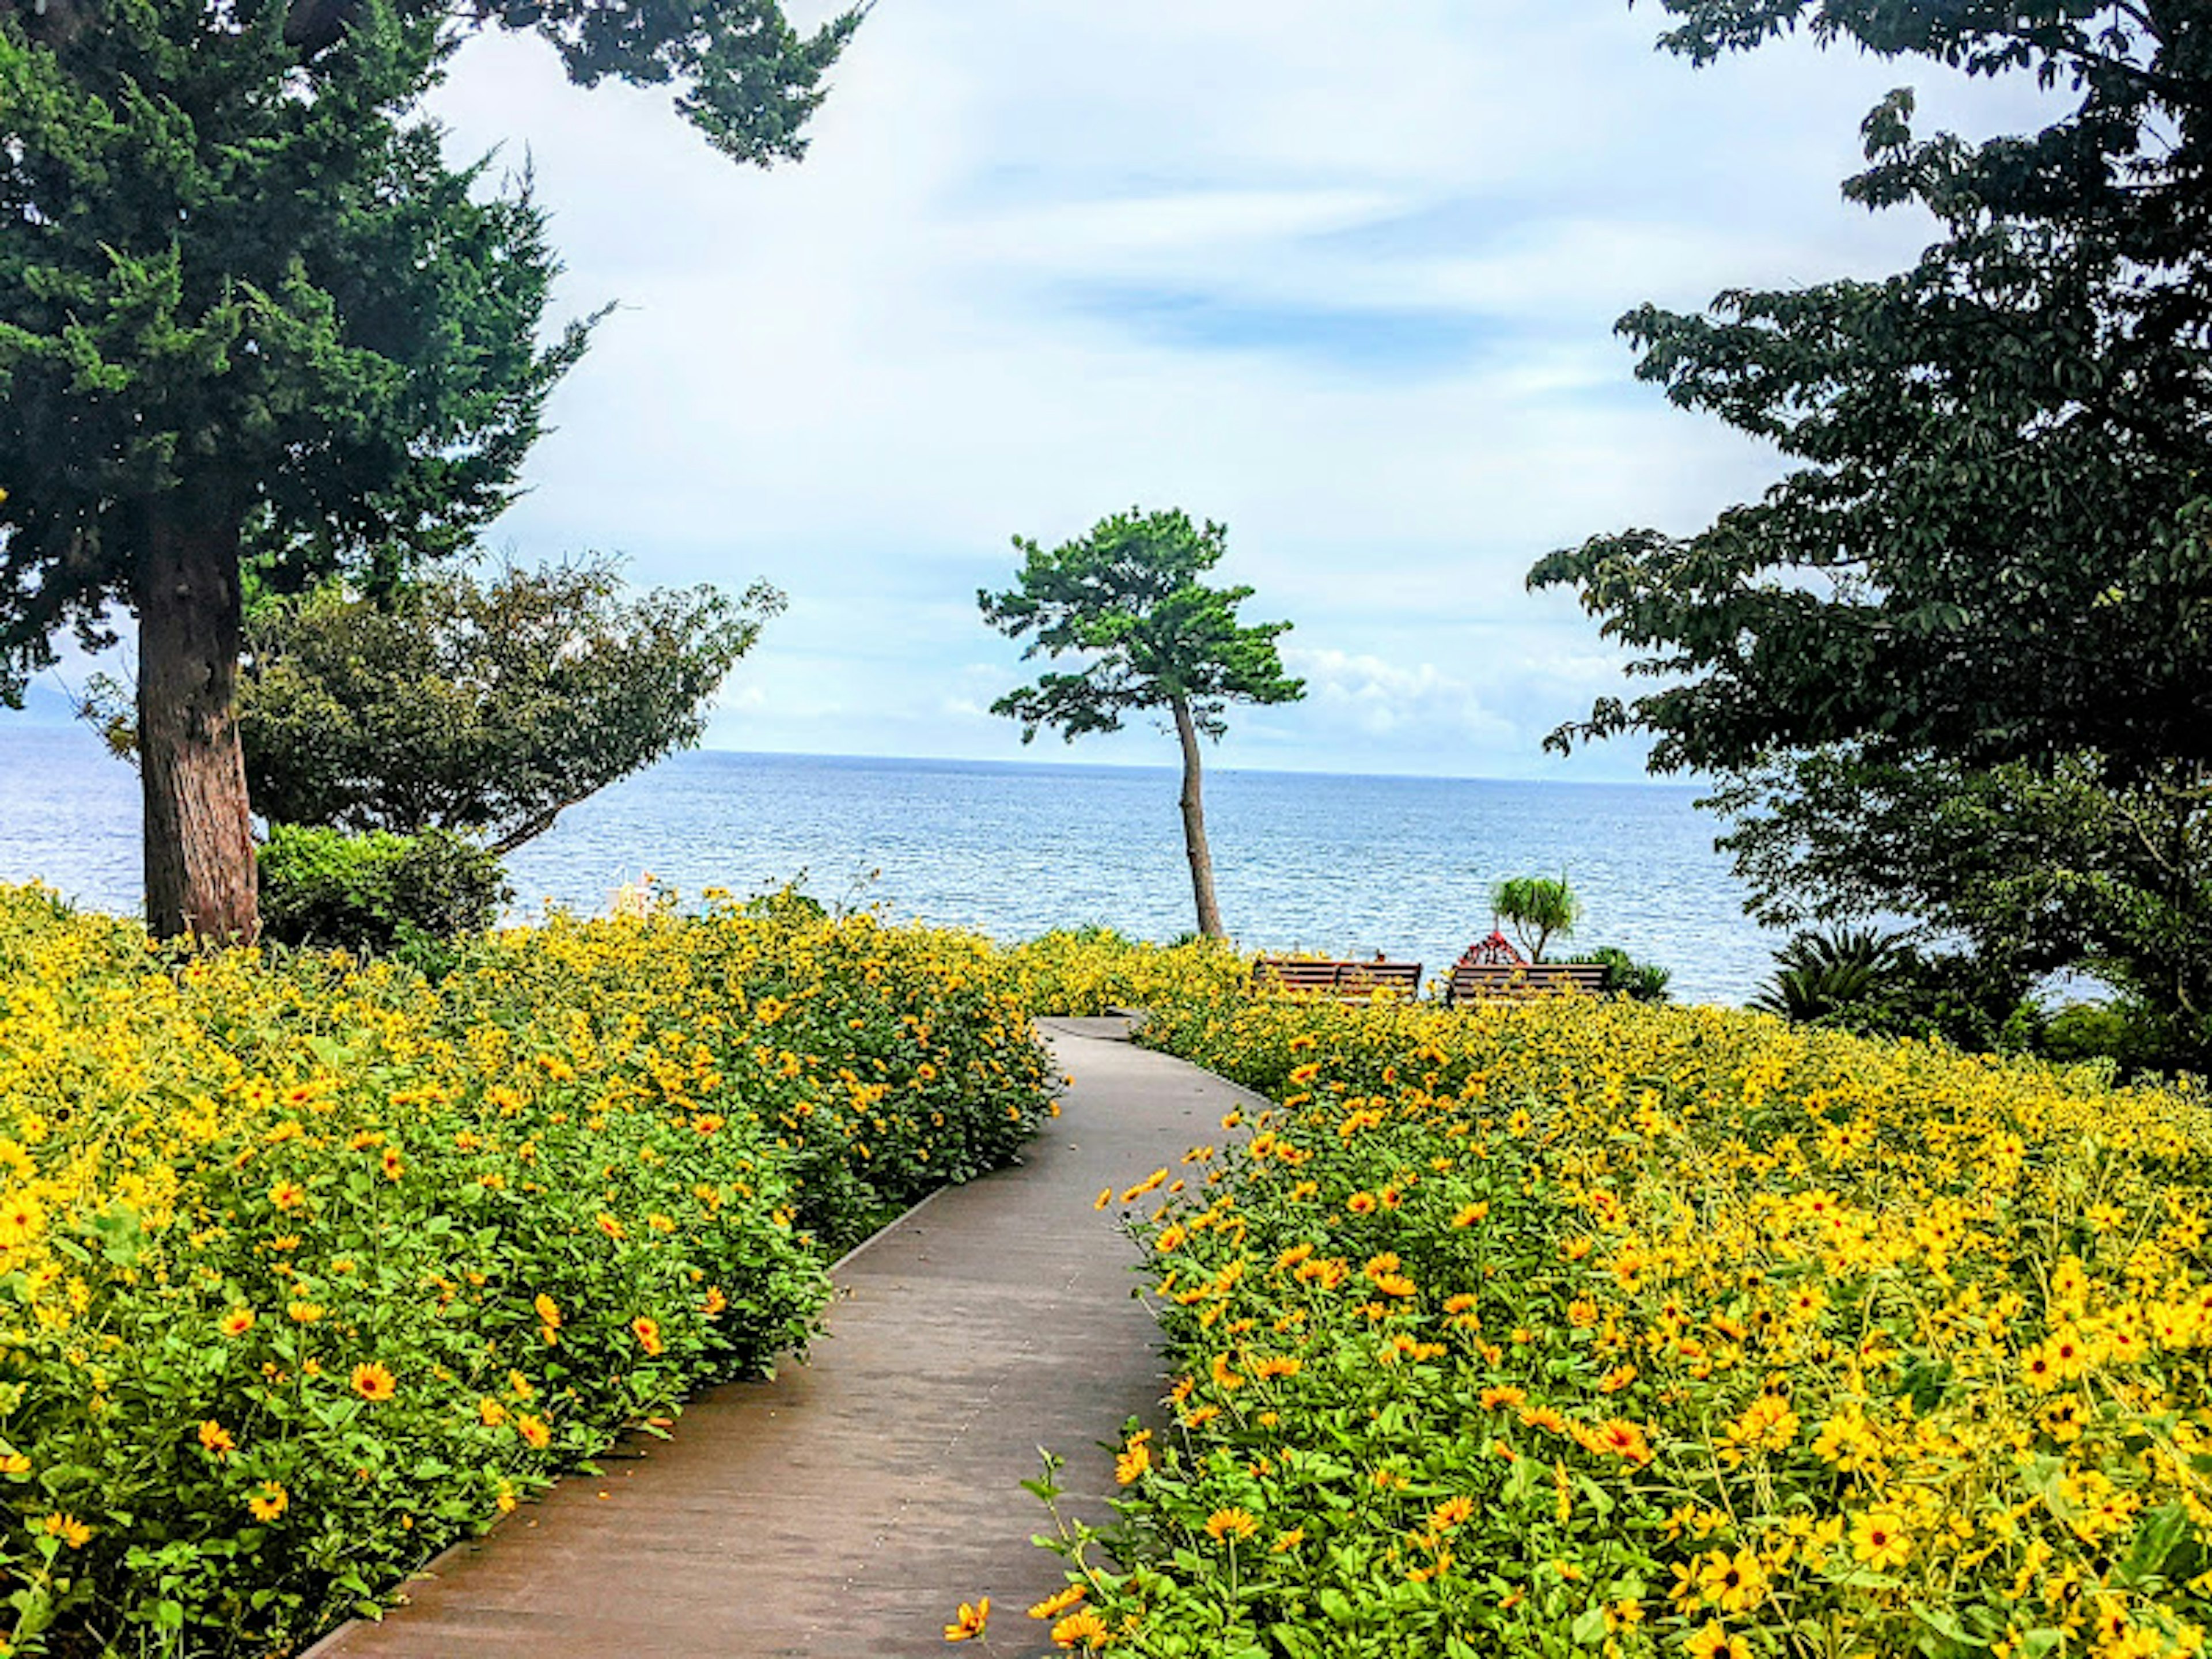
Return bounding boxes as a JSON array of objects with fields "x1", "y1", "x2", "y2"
[
  {"x1": 1171, "y1": 694, "x2": 1225, "y2": 939},
  {"x1": 137, "y1": 506, "x2": 259, "y2": 943}
]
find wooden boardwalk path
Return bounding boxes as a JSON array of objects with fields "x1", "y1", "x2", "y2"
[{"x1": 306, "y1": 1017, "x2": 1246, "y2": 1658}]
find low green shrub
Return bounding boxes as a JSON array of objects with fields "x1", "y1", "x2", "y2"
[
  {"x1": 1751, "y1": 926, "x2": 2036, "y2": 1052},
  {"x1": 1567, "y1": 945, "x2": 1672, "y2": 1002},
  {"x1": 257, "y1": 825, "x2": 510, "y2": 961}
]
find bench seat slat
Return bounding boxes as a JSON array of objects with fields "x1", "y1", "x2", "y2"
[
  {"x1": 1446, "y1": 961, "x2": 1609, "y2": 1005},
  {"x1": 1251, "y1": 958, "x2": 1422, "y2": 1001}
]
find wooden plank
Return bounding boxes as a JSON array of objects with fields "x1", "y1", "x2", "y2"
[
  {"x1": 1252, "y1": 959, "x2": 1422, "y2": 1001},
  {"x1": 1446, "y1": 961, "x2": 1609, "y2": 1006}
]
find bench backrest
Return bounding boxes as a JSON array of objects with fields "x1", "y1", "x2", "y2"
[
  {"x1": 1446, "y1": 960, "x2": 1610, "y2": 1005},
  {"x1": 1252, "y1": 958, "x2": 1422, "y2": 999}
]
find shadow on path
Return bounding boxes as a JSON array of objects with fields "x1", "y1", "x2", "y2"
[{"x1": 305, "y1": 1021, "x2": 1254, "y2": 1657}]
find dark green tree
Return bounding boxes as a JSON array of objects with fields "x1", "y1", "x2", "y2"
[
  {"x1": 979, "y1": 508, "x2": 1304, "y2": 939},
  {"x1": 1528, "y1": 2, "x2": 2212, "y2": 1041},
  {"x1": 0, "y1": 0, "x2": 853, "y2": 941},
  {"x1": 1711, "y1": 749, "x2": 2212, "y2": 1059},
  {"x1": 240, "y1": 558, "x2": 784, "y2": 852}
]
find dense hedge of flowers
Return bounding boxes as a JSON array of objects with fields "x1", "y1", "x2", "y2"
[
  {"x1": 1006, "y1": 930, "x2": 1249, "y2": 1020},
  {"x1": 1025, "y1": 974, "x2": 2212, "y2": 1659},
  {"x1": 0, "y1": 884, "x2": 1052, "y2": 1657}
]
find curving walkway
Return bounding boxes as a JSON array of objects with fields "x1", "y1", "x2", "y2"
[{"x1": 305, "y1": 1017, "x2": 1252, "y2": 1658}]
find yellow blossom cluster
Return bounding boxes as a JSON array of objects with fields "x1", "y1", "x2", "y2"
[
  {"x1": 1025, "y1": 943, "x2": 2212, "y2": 1659},
  {"x1": 0, "y1": 882, "x2": 1052, "y2": 1656}
]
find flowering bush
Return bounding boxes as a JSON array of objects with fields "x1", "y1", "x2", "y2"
[
  {"x1": 1027, "y1": 974, "x2": 2212, "y2": 1659},
  {"x1": 1007, "y1": 930, "x2": 1248, "y2": 1019},
  {"x1": 0, "y1": 884, "x2": 1051, "y2": 1656}
]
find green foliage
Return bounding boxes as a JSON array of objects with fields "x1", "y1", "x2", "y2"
[
  {"x1": 241, "y1": 559, "x2": 783, "y2": 853},
  {"x1": 2042, "y1": 1001, "x2": 2161, "y2": 1074},
  {"x1": 978, "y1": 508, "x2": 1305, "y2": 744},
  {"x1": 1710, "y1": 749, "x2": 2212, "y2": 1070},
  {"x1": 1490, "y1": 875, "x2": 1581, "y2": 963},
  {"x1": 1569, "y1": 945, "x2": 1672, "y2": 1003},
  {"x1": 0, "y1": 8, "x2": 591, "y2": 694},
  {"x1": 1528, "y1": 3, "x2": 2212, "y2": 1067},
  {"x1": 1750, "y1": 926, "x2": 1911, "y2": 1023},
  {"x1": 1751, "y1": 925, "x2": 2037, "y2": 1054},
  {"x1": 1529, "y1": 5, "x2": 2212, "y2": 779},
  {"x1": 257, "y1": 825, "x2": 510, "y2": 963}
]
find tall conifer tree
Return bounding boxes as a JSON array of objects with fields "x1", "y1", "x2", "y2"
[{"x1": 0, "y1": 0, "x2": 854, "y2": 938}]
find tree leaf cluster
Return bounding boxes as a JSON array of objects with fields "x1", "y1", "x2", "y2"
[
  {"x1": 240, "y1": 558, "x2": 784, "y2": 853},
  {"x1": 0, "y1": 1, "x2": 591, "y2": 702},
  {"x1": 977, "y1": 507, "x2": 1304, "y2": 743},
  {"x1": 1714, "y1": 749, "x2": 2212, "y2": 1059},
  {"x1": 1534, "y1": 4, "x2": 2212, "y2": 781},
  {"x1": 1489, "y1": 874, "x2": 1581, "y2": 963},
  {"x1": 1534, "y1": 2, "x2": 2212, "y2": 1058}
]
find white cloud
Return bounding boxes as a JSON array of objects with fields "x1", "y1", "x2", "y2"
[
  {"x1": 1283, "y1": 646, "x2": 1517, "y2": 747},
  {"x1": 419, "y1": 4, "x2": 2050, "y2": 780}
]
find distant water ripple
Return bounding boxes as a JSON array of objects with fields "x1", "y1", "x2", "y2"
[{"x1": 0, "y1": 728, "x2": 1777, "y2": 1005}]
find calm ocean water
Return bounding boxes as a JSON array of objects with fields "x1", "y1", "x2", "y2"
[{"x1": 0, "y1": 724, "x2": 1778, "y2": 1005}]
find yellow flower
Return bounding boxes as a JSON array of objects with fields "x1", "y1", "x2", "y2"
[
  {"x1": 1114, "y1": 1438, "x2": 1151, "y2": 1486},
  {"x1": 196, "y1": 1419, "x2": 235, "y2": 1457},
  {"x1": 351, "y1": 1361, "x2": 397, "y2": 1402},
  {"x1": 942, "y1": 1596, "x2": 988, "y2": 1642},
  {"x1": 41, "y1": 1513, "x2": 92, "y2": 1549},
  {"x1": 1694, "y1": 1547, "x2": 1768, "y2": 1613},
  {"x1": 1205, "y1": 1507, "x2": 1259, "y2": 1542},
  {"x1": 219, "y1": 1308, "x2": 256, "y2": 1338},
  {"x1": 534, "y1": 1293, "x2": 562, "y2": 1330},
  {"x1": 1684, "y1": 1623, "x2": 1748, "y2": 1659},
  {"x1": 1850, "y1": 1509, "x2": 1912, "y2": 1571},
  {"x1": 1051, "y1": 1609, "x2": 1110, "y2": 1650},
  {"x1": 479, "y1": 1396, "x2": 509, "y2": 1427},
  {"x1": 516, "y1": 1413, "x2": 552, "y2": 1449},
  {"x1": 270, "y1": 1179, "x2": 306, "y2": 1211},
  {"x1": 0, "y1": 1190, "x2": 46, "y2": 1248},
  {"x1": 1430, "y1": 1495, "x2": 1475, "y2": 1532},
  {"x1": 1028, "y1": 1584, "x2": 1087, "y2": 1619},
  {"x1": 247, "y1": 1482, "x2": 288, "y2": 1523},
  {"x1": 632, "y1": 1316, "x2": 664, "y2": 1357}
]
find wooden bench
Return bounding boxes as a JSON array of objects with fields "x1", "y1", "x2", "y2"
[
  {"x1": 1445, "y1": 960, "x2": 1611, "y2": 1005},
  {"x1": 1251, "y1": 958, "x2": 1423, "y2": 1002}
]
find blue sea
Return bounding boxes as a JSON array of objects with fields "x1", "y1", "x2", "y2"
[{"x1": 0, "y1": 724, "x2": 1778, "y2": 1005}]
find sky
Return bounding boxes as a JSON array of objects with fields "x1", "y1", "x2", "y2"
[{"x1": 281, "y1": 6, "x2": 2036, "y2": 779}]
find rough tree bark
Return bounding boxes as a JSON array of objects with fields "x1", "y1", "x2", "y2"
[
  {"x1": 136, "y1": 506, "x2": 260, "y2": 942},
  {"x1": 1171, "y1": 693, "x2": 1225, "y2": 939}
]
